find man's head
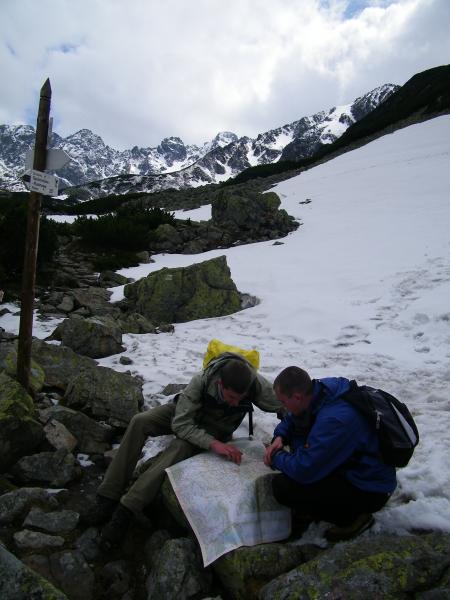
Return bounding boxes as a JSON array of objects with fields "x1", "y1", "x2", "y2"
[
  {"x1": 218, "y1": 359, "x2": 254, "y2": 407},
  {"x1": 273, "y1": 366, "x2": 313, "y2": 415}
]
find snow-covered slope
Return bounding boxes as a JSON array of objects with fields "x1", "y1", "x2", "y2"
[
  {"x1": 2, "y1": 115, "x2": 449, "y2": 539},
  {"x1": 0, "y1": 84, "x2": 397, "y2": 194}
]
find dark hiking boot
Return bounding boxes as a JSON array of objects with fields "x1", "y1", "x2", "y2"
[
  {"x1": 324, "y1": 513, "x2": 375, "y2": 542},
  {"x1": 81, "y1": 494, "x2": 118, "y2": 526},
  {"x1": 100, "y1": 504, "x2": 133, "y2": 551}
]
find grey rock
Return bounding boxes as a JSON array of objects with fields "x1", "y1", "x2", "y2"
[
  {"x1": 0, "y1": 372, "x2": 45, "y2": 471},
  {"x1": 63, "y1": 367, "x2": 143, "y2": 427},
  {"x1": 49, "y1": 315, "x2": 124, "y2": 358},
  {"x1": 0, "y1": 487, "x2": 59, "y2": 525},
  {"x1": 99, "y1": 560, "x2": 132, "y2": 597},
  {"x1": 11, "y1": 449, "x2": 81, "y2": 487},
  {"x1": 70, "y1": 286, "x2": 115, "y2": 316},
  {"x1": 161, "y1": 478, "x2": 191, "y2": 531},
  {"x1": 124, "y1": 255, "x2": 241, "y2": 323},
  {"x1": 98, "y1": 270, "x2": 130, "y2": 286},
  {"x1": 31, "y1": 339, "x2": 97, "y2": 391},
  {"x1": 161, "y1": 383, "x2": 187, "y2": 396},
  {"x1": 118, "y1": 312, "x2": 156, "y2": 334},
  {"x1": 211, "y1": 189, "x2": 296, "y2": 240},
  {"x1": 135, "y1": 250, "x2": 152, "y2": 263},
  {"x1": 119, "y1": 355, "x2": 133, "y2": 365},
  {"x1": 23, "y1": 507, "x2": 79, "y2": 533},
  {"x1": 0, "y1": 543, "x2": 68, "y2": 600},
  {"x1": 259, "y1": 532, "x2": 450, "y2": 600},
  {"x1": 49, "y1": 550, "x2": 95, "y2": 600},
  {"x1": 144, "y1": 529, "x2": 171, "y2": 570},
  {"x1": 57, "y1": 295, "x2": 75, "y2": 313},
  {"x1": 75, "y1": 527, "x2": 101, "y2": 562},
  {"x1": 146, "y1": 537, "x2": 211, "y2": 600},
  {"x1": 14, "y1": 529, "x2": 65, "y2": 550},
  {"x1": 43, "y1": 418, "x2": 78, "y2": 452},
  {"x1": 213, "y1": 542, "x2": 320, "y2": 600},
  {"x1": 40, "y1": 405, "x2": 113, "y2": 454}
]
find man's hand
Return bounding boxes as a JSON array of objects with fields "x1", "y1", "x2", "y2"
[
  {"x1": 210, "y1": 440, "x2": 243, "y2": 465},
  {"x1": 264, "y1": 436, "x2": 284, "y2": 466}
]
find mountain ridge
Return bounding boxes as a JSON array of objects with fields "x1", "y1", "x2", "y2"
[{"x1": 0, "y1": 84, "x2": 398, "y2": 197}]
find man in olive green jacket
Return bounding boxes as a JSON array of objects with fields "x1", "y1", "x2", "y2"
[{"x1": 95, "y1": 353, "x2": 281, "y2": 549}]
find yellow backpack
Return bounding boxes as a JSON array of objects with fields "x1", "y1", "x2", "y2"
[
  {"x1": 202, "y1": 339, "x2": 260, "y2": 438},
  {"x1": 202, "y1": 338, "x2": 260, "y2": 370}
]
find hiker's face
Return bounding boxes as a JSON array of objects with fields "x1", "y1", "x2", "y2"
[
  {"x1": 219, "y1": 381, "x2": 246, "y2": 407},
  {"x1": 275, "y1": 387, "x2": 310, "y2": 415}
]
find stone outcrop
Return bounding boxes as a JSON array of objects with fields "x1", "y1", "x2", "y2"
[
  {"x1": 11, "y1": 449, "x2": 81, "y2": 487},
  {"x1": 63, "y1": 366, "x2": 143, "y2": 427},
  {"x1": 0, "y1": 373, "x2": 44, "y2": 471},
  {"x1": 211, "y1": 189, "x2": 296, "y2": 242},
  {"x1": 0, "y1": 344, "x2": 45, "y2": 395},
  {"x1": 39, "y1": 405, "x2": 113, "y2": 455},
  {"x1": 146, "y1": 537, "x2": 210, "y2": 600},
  {"x1": 31, "y1": 339, "x2": 97, "y2": 391},
  {"x1": 49, "y1": 315, "x2": 125, "y2": 358},
  {"x1": 0, "y1": 543, "x2": 69, "y2": 600},
  {"x1": 124, "y1": 255, "x2": 242, "y2": 323},
  {"x1": 150, "y1": 190, "x2": 299, "y2": 255},
  {"x1": 0, "y1": 488, "x2": 59, "y2": 525},
  {"x1": 213, "y1": 542, "x2": 321, "y2": 600},
  {"x1": 259, "y1": 532, "x2": 450, "y2": 599}
]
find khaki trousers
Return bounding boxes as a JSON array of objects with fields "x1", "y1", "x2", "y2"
[{"x1": 98, "y1": 403, "x2": 201, "y2": 514}]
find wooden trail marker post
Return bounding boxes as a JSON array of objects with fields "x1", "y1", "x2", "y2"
[{"x1": 16, "y1": 79, "x2": 52, "y2": 393}]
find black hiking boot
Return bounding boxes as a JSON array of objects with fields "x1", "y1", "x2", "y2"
[
  {"x1": 324, "y1": 513, "x2": 375, "y2": 542},
  {"x1": 81, "y1": 494, "x2": 118, "y2": 526},
  {"x1": 100, "y1": 504, "x2": 133, "y2": 551}
]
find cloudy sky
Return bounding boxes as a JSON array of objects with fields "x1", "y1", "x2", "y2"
[{"x1": 1, "y1": 0, "x2": 449, "y2": 150}]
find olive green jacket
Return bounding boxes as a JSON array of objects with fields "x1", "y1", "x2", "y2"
[{"x1": 171, "y1": 353, "x2": 282, "y2": 449}]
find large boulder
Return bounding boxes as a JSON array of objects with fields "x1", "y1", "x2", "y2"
[
  {"x1": 0, "y1": 373, "x2": 44, "y2": 472},
  {"x1": 117, "y1": 312, "x2": 157, "y2": 334},
  {"x1": 31, "y1": 339, "x2": 96, "y2": 391},
  {"x1": 0, "y1": 543, "x2": 68, "y2": 600},
  {"x1": 213, "y1": 542, "x2": 321, "y2": 600},
  {"x1": 11, "y1": 448, "x2": 81, "y2": 487},
  {"x1": 0, "y1": 487, "x2": 59, "y2": 525},
  {"x1": 211, "y1": 189, "x2": 297, "y2": 240},
  {"x1": 123, "y1": 255, "x2": 241, "y2": 323},
  {"x1": 70, "y1": 286, "x2": 116, "y2": 317},
  {"x1": 259, "y1": 532, "x2": 450, "y2": 599},
  {"x1": 40, "y1": 405, "x2": 113, "y2": 455},
  {"x1": 0, "y1": 343, "x2": 45, "y2": 394},
  {"x1": 49, "y1": 315, "x2": 124, "y2": 358},
  {"x1": 146, "y1": 537, "x2": 211, "y2": 600},
  {"x1": 63, "y1": 366, "x2": 143, "y2": 427}
]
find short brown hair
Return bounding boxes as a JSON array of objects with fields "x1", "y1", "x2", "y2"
[
  {"x1": 274, "y1": 366, "x2": 313, "y2": 396},
  {"x1": 220, "y1": 359, "x2": 253, "y2": 393}
]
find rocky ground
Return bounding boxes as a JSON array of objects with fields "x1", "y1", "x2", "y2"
[{"x1": 1, "y1": 189, "x2": 450, "y2": 599}]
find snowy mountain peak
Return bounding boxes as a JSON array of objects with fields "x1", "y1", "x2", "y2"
[
  {"x1": 65, "y1": 129, "x2": 107, "y2": 149},
  {"x1": 212, "y1": 131, "x2": 239, "y2": 147},
  {"x1": 351, "y1": 83, "x2": 398, "y2": 121},
  {"x1": 0, "y1": 83, "x2": 400, "y2": 194}
]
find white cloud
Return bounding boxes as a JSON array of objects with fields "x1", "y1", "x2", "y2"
[{"x1": 0, "y1": 0, "x2": 448, "y2": 149}]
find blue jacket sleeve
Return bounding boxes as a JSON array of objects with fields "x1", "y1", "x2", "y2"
[
  {"x1": 273, "y1": 413, "x2": 294, "y2": 443},
  {"x1": 272, "y1": 403, "x2": 365, "y2": 484}
]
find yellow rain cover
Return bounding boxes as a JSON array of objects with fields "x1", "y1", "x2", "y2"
[{"x1": 202, "y1": 338, "x2": 260, "y2": 370}]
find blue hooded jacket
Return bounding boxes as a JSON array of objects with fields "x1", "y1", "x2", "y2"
[{"x1": 272, "y1": 377, "x2": 397, "y2": 494}]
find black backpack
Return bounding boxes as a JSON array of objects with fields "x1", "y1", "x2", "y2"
[{"x1": 342, "y1": 381, "x2": 419, "y2": 468}]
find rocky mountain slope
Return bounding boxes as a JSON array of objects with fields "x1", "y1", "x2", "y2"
[{"x1": 0, "y1": 85, "x2": 397, "y2": 196}]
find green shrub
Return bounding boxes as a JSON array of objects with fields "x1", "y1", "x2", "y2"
[
  {"x1": 72, "y1": 205, "x2": 175, "y2": 251},
  {"x1": 0, "y1": 197, "x2": 58, "y2": 280}
]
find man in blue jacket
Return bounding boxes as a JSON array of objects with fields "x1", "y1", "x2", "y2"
[{"x1": 264, "y1": 366, "x2": 397, "y2": 541}]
